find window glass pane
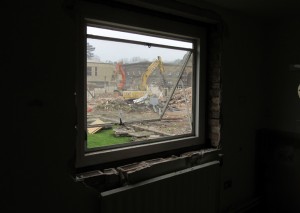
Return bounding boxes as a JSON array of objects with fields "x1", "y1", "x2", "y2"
[
  {"x1": 87, "y1": 26, "x2": 193, "y2": 49},
  {"x1": 86, "y1": 27, "x2": 194, "y2": 149}
]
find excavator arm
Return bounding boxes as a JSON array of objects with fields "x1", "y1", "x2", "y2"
[
  {"x1": 115, "y1": 62, "x2": 126, "y2": 90},
  {"x1": 120, "y1": 56, "x2": 167, "y2": 100},
  {"x1": 139, "y1": 56, "x2": 165, "y2": 91}
]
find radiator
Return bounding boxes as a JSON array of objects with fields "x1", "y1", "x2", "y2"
[{"x1": 100, "y1": 160, "x2": 220, "y2": 213}]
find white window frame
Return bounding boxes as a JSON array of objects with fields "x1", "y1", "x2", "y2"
[{"x1": 75, "y1": 2, "x2": 207, "y2": 169}]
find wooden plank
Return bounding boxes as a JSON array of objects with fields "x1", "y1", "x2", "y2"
[
  {"x1": 90, "y1": 119, "x2": 105, "y2": 125},
  {"x1": 88, "y1": 126, "x2": 102, "y2": 134}
]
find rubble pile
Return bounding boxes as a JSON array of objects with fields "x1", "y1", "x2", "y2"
[
  {"x1": 89, "y1": 93, "x2": 150, "y2": 113},
  {"x1": 169, "y1": 87, "x2": 192, "y2": 110},
  {"x1": 87, "y1": 87, "x2": 193, "y2": 137},
  {"x1": 95, "y1": 96, "x2": 131, "y2": 111},
  {"x1": 88, "y1": 87, "x2": 192, "y2": 114}
]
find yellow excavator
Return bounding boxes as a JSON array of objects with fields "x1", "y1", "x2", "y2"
[
  {"x1": 117, "y1": 56, "x2": 166, "y2": 100},
  {"x1": 139, "y1": 56, "x2": 165, "y2": 91}
]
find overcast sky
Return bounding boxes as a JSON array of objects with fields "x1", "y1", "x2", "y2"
[{"x1": 87, "y1": 27, "x2": 192, "y2": 63}]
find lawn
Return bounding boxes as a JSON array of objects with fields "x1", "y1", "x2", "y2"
[{"x1": 87, "y1": 128, "x2": 132, "y2": 148}]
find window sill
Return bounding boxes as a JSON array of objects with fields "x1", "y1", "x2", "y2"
[{"x1": 75, "y1": 148, "x2": 221, "y2": 192}]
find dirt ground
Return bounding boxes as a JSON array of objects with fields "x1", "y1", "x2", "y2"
[{"x1": 87, "y1": 87, "x2": 193, "y2": 139}]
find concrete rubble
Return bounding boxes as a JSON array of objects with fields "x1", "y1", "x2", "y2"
[
  {"x1": 87, "y1": 87, "x2": 193, "y2": 137},
  {"x1": 88, "y1": 87, "x2": 192, "y2": 114}
]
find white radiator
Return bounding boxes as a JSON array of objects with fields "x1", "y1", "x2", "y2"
[{"x1": 100, "y1": 161, "x2": 220, "y2": 213}]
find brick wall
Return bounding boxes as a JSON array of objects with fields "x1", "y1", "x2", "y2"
[{"x1": 207, "y1": 25, "x2": 222, "y2": 147}]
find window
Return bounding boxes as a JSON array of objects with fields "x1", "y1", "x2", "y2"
[
  {"x1": 76, "y1": 5, "x2": 207, "y2": 168},
  {"x1": 87, "y1": 66, "x2": 92, "y2": 76}
]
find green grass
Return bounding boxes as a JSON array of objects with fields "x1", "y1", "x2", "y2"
[{"x1": 87, "y1": 128, "x2": 131, "y2": 148}]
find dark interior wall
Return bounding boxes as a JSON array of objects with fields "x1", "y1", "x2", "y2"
[
  {"x1": 217, "y1": 13, "x2": 265, "y2": 212},
  {"x1": 6, "y1": 0, "x2": 268, "y2": 212},
  {"x1": 258, "y1": 16, "x2": 300, "y2": 213},
  {"x1": 262, "y1": 16, "x2": 300, "y2": 133},
  {"x1": 8, "y1": 1, "x2": 100, "y2": 212}
]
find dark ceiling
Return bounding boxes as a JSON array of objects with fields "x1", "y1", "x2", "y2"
[
  {"x1": 177, "y1": 0, "x2": 300, "y2": 18},
  {"x1": 200, "y1": 0, "x2": 300, "y2": 17}
]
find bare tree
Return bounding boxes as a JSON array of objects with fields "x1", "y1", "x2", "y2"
[{"x1": 87, "y1": 42, "x2": 95, "y2": 59}]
